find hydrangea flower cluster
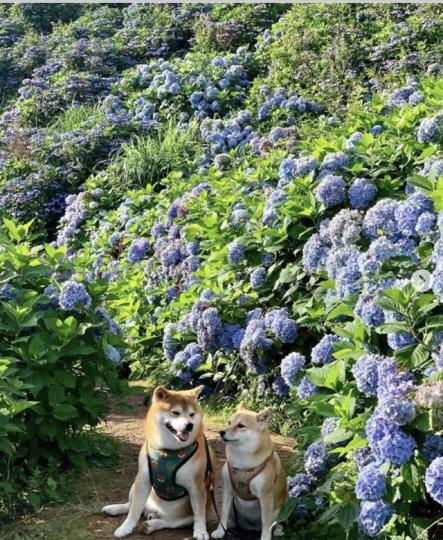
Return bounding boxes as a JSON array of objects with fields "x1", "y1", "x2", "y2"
[
  {"x1": 358, "y1": 500, "x2": 392, "y2": 537},
  {"x1": 425, "y1": 457, "x2": 443, "y2": 505},
  {"x1": 58, "y1": 281, "x2": 92, "y2": 311},
  {"x1": 127, "y1": 238, "x2": 150, "y2": 264}
]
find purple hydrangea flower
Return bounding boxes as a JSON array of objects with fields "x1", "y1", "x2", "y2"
[
  {"x1": 280, "y1": 352, "x2": 306, "y2": 386},
  {"x1": 423, "y1": 434, "x2": 443, "y2": 462},
  {"x1": 348, "y1": 178, "x2": 378, "y2": 209},
  {"x1": 304, "y1": 442, "x2": 328, "y2": 477},
  {"x1": 59, "y1": 281, "x2": 91, "y2": 311},
  {"x1": 355, "y1": 465, "x2": 386, "y2": 501},
  {"x1": 272, "y1": 375, "x2": 290, "y2": 397},
  {"x1": 265, "y1": 309, "x2": 298, "y2": 343},
  {"x1": 228, "y1": 240, "x2": 245, "y2": 264},
  {"x1": 425, "y1": 457, "x2": 443, "y2": 505},
  {"x1": 250, "y1": 267, "x2": 266, "y2": 289},
  {"x1": 315, "y1": 175, "x2": 346, "y2": 208},
  {"x1": 127, "y1": 238, "x2": 150, "y2": 263},
  {"x1": 311, "y1": 334, "x2": 341, "y2": 365},
  {"x1": 297, "y1": 376, "x2": 317, "y2": 399},
  {"x1": 358, "y1": 500, "x2": 392, "y2": 537}
]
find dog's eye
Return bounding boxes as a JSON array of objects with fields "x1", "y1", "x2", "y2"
[
  {"x1": 237, "y1": 423, "x2": 245, "y2": 429},
  {"x1": 171, "y1": 411, "x2": 180, "y2": 416},
  {"x1": 189, "y1": 412, "x2": 195, "y2": 418}
]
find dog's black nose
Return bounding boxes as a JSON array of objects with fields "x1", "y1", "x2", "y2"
[
  {"x1": 220, "y1": 430, "x2": 226, "y2": 437},
  {"x1": 185, "y1": 422, "x2": 194, "y2": 432}
]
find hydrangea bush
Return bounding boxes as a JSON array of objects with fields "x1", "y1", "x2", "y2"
[
  {"x1": 1, "y1": 4, "x2": 443, "y2": 538},
  {"x1": 0, "y1": 219, "x2": 128, "y2": 521}
]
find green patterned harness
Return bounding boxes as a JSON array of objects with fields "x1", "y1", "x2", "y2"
[{"x1": 147, "y1": 441, "x2": 198, "y2": 501}]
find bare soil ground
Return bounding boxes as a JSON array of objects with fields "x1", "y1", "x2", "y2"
[{"x1": 2, "y1": 392, "x2": 297, "y2": 540}]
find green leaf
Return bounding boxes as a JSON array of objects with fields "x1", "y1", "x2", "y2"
[
  {"x1": 11, "y1": 400, "x2": 38, "y2": 415},
  {"x1": 337, "y1": 502, "x2": 359, "y2": 532},
  {"x1": 52, "y1": 403, "x2": 78, "y2": 420},
  {"x1": 276, "y1": 498, "x2": 298, "y2": 522},
  {"x1": 54, "y1": 370, "x2": 76, "y2": 388}
]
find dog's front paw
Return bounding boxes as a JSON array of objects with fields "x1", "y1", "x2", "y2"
[
  {"x1": 193, "y1": 528, "x2": 209, "y2": 540},
  {"x1": 273, "y1": 523, "x2": 284, "y2": 537},
  {"x1": 114, "y1": 522, "x2": 133, "y2": 538},
  {"x1": 211, "y1": 526, "x2": 225, "y2": 539}
]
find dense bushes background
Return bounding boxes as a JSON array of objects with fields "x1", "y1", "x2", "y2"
[{"x1": 1, "y1": 3, "x2": 443, "y2": 538}]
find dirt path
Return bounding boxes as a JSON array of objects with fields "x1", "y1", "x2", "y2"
[
  {"x1": 3, "y1": 392, "x2": 297, "y2": 540},
  {"x1": 95, "y1": 393, "x2": 297, "y2": 540}
]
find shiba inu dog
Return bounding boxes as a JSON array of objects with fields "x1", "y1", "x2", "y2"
[
  {"x1": 212, "y1": 404, "x2": 287, "y2": 540},
  {"x1": 102, "y1": 385, "x2": 216, "y2": 539}
]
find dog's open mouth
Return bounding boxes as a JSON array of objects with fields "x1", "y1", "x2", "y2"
[{"x1": 166, "y1": 422, "x2": 190, "y2": 442}]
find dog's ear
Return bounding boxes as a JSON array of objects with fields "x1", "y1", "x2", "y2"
[
  {"x1": 238, "y1": 401, "x2": 246, "y2": 410},
  {"x1": 257, "y1": 407, "x2": 272, "y2": 427},
  {"x1": 189, "y1": 385, "x2": 205, "y2": 399},
  {"x1": 153, "y1": 386, "x2": 171, "y2": 402}
]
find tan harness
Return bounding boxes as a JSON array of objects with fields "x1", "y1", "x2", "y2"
[{"x1": 228, "y1": 452, "x2": 275, "y2": 501}]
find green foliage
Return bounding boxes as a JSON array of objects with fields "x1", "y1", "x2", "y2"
[
  {"x1": 109, "y1": 120, "x2": 201, "y2": 195},
  {"x1": 0, "y1": 220, "x2": 129, "y2": 522}
]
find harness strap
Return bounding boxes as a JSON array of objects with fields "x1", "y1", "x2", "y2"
[{"x1": 228, "y1": 451, "x2": 275, "y2": 501}]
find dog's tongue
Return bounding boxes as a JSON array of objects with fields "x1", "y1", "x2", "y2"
[{"x1": 177, "y1": 431, "x2": 189, "y2": 442}]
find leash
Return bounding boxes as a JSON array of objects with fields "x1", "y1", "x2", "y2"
[{"x1": 204, "y1": 437, "x2": 242, "y2": 540}]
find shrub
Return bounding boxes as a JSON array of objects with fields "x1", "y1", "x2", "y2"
[{"x1": 0, "y1": 219, "x2": 129, "y2": 521}]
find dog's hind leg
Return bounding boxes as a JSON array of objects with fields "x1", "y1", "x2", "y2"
[
  {"x1": 141, "y1": 515, "x2": 194, "y2": 535},
  {"x1": 102, "y1": 484, "x2": 133, "y2": 516}
]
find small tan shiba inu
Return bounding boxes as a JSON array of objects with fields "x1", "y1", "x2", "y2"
[
  {"x1": 212, "y1": 404, "x2": 287, "y2": 540},
  {"x1": 102, "y1": 385, "x2": 216, "y2": 539}
]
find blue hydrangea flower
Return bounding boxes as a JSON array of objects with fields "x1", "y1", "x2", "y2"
[
  {"x1": 287, "y1": 473, "x2": 312, "y2": 498},
  {"x1": 348, "y1": 178, "x2": 378, "y2": 209},
  {"x1": 304, "y1": 442, "x2": 328, "y2": 477},
  {"x1": 354, "y1": 447, "x2": 376, "y2": 470},
  {"x1": 127, "y1": 238, "x2": 150, "y2": 263},
  {"x1": 315, "y1": 175, "x2": 346, "y2": 208},
  {"x1": 423, "y1": 434, "x2": 443, "y2": 462},
  {"x1": 321, "y1": 417, "x2": 338, "y2": 438},
  {"x1": 279, "y1": 158, "x2": 296, "y2": 182},
  {"x1": 105, "y1": 344, "x2": 121, "y2": 364},
  {"x1": 320, "y1": 151, "x2": 349, "y2": 173},
  {"x1": 358, "y1": 500, "x2": 392, "y2": 537},
  {"x1": 272, "y1": 376, "x2": 289, "y2": 397},
  {"x1": 311, "y1": 334, "x2": 341, "y2": 365},
  {"x1": 417, "y1": 116, "x2": 442, "y2": 144},
  {"x1": 280, "y1": 352, "x2": 306, "y2": 386},
  {"x1": 355, "y1": 294, "x2": 385, "y2": 328},
  {"x1": 240, "y1": 319, "x2": 272, "y2": 372},
  {"x1": 59, "y1": 281, "x2": 92, "y2": 311},
  {"x1": 374, "y1": 398, "x2": 415, "y2": 426},
  {"x1": 163, "y1": 323, "x2": 176, "y2": 361},
  {"x1": 302, "y1": 234, "x2": 329, "y2": 273},
  {"x1": 265, "y1": 309, "x2": 298, "y2": 343},
  {"x1": 425, "y1": 457, "x2": 443, "y2": 505},
  {"x1": 297, "y1": 376, "x2": 317, "y2": 399},
  {"x1": 227, "y1": 240, "x2": 245, "y2": 264},
  {"x1": 250, "y1": 267, "x2": 266, "y2": 289},
  {"x1": 432, "y1": 269, "x2": 443, "y2": 301},
  {"x1": 387, "y1": 331, "x2": 416, "y2": 350},
  {"x1": 416, "y1": 212, "x2": 436, "y2": 235},
  {"x1": 366, "y1": 414, "x2": 416, "y2": 466},
  {"x1": 363, "y1": 199, "x2": 400, "y2": 240},
  {"x1": 355, "y1": 465, "x2": 386, "y2": 501},
  {"x1": 370, "y1": 125, "x2": 384, "y2": 136},
  {"x1": 352, "y1": 354, "x2": 384, "y2": 396}
]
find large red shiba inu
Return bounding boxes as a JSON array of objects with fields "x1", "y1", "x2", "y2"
[{"x1": 103, "y1": 385, "x2": 216, "y2": 539}]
